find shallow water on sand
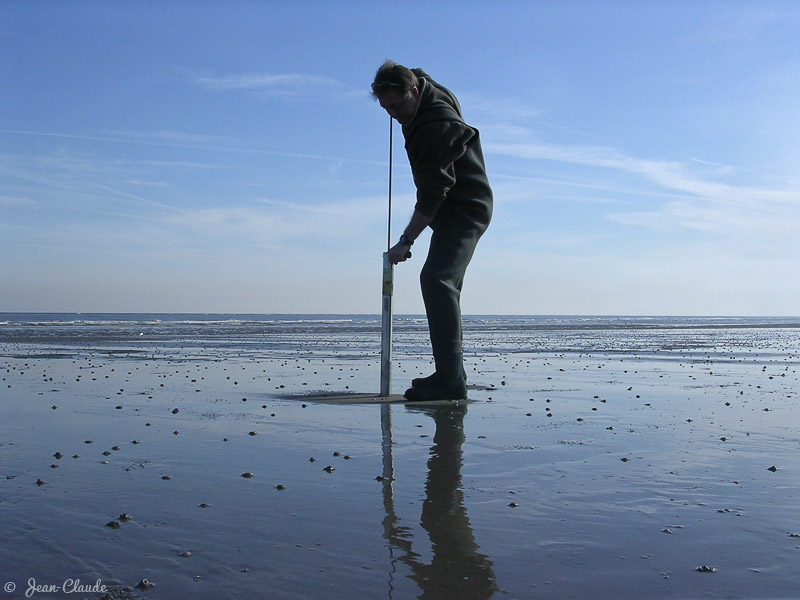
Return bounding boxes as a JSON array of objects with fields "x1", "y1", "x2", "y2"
[{"x1": 1, "y1": 315, "x2": 799, "y2": 599}]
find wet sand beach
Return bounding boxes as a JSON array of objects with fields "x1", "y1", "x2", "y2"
[{"x1": 1, "y1": 315, "x2": 799, "y2": 599}]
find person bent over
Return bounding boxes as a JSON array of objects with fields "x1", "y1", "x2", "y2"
[{"x1": 371, "y1": 60, "x2": 493, "y2": 401}]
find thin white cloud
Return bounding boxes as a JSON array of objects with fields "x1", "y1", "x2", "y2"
[
  {"x1": 0, "y1": 194, "x2": 34, "y2": 207},
  {"x1": 94, "y1": 184, "x2": 187, "y2": 215},
  {"x1": 106, "y1": 129, "x2": 234, "y2": 146},
  {"x1": 488, "y1": 140, "x2": 799, "y2": 212},
  {"x1": 1, "y1": 130, "x2": 384, "y2": 173},
  {"x1": 168, "y1": 194, "x2": 389, "y2": 244},
  {"x1": 2, "y1": 129, "x2": 237, "y2": 154},
  {"x1": 688, "y1": 157, "x2": 737, "y2": 176},
  {"x1": 693, "y1": 7, "x2": 789, "y2": 46},
  {"x1": 459, "y1": 93, "x2": 543, "y2": 122},
  {"x1": 196, "y1": 72, "x2": 346, "y2": 99},
  {"x1": 125, "y1": 178, "x2": 169, "y2": 188}
]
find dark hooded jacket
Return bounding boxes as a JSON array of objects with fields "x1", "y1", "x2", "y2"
[{"x1": 402, "y1": 69, "x2": 493, "y2": 229}]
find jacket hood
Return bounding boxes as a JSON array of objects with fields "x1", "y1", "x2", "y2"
[{"x1": 403, "y1": 69, "x2": 464, "y2": 137}]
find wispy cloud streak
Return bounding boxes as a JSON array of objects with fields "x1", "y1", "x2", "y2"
[
  {"x1": 196, "y1": 72, "x2": 346, "y2": 99},
  {"x1": 487, "y1": 140, "x2": 800, "y2": 217},
  {"x1": 2, "y1": 130, "x2": 383, "y2": 167}
]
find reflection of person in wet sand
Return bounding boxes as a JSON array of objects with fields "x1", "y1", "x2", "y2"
[{"x1": 383, "y1": 404, "x2": 497, "y2": 598}]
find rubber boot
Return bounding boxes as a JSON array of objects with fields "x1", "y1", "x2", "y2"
[
  {"x1": 411, "y1": 367, "x2": 467, "y2": 388},
  {"x1": 404, "y1": 352, "x2": 467, "y2": 401}
]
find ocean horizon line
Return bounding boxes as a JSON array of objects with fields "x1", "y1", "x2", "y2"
[{"x1": 2, "y1": 311, "x2": 799, "y2": 318}]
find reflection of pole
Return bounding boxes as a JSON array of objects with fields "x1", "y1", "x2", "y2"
[
  {"x1": 380, "y1": 253, "x2": 393, "y2": 397},
  {"x1": 380, "y1": 401, "x2": 396, "y2": 597},
  {"x1": 380, "y1": 404, "x2": 394, "y2": 491}
]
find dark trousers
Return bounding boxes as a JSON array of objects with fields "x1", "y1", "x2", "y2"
[{"x1": 420, "y1": 211, "x2": 487, "y2": 359}]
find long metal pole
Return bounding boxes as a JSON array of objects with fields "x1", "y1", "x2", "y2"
[
  {"x1": 380, "y1": 254, "x2": 393, "y2": 396},
  {"x1": 379, "y1": 117, "x2": 397, "y2": 593},
  {"x1": 387, "y1": 113, "x2": 393, "y2": 250},
  {"x1": 380, "y1": 116, "x2": 394, "y2": 397}
]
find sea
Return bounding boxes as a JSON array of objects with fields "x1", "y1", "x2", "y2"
[{"x1": 2, "y1": 313, "x2": 799, "y2": 360}]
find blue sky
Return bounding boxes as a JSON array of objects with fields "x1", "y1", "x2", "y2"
[{"x1": 2, "y1": 0, "x2": 799, "y2": 315}]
